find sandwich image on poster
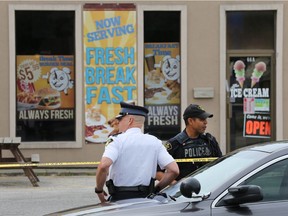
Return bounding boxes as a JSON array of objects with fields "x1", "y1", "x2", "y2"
[{"x1": 37, "y1": 87, "x2": 61, "y2": 109}]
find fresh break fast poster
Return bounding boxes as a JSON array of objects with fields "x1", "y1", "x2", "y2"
[
  {"x1": 16, "y1": 55, "x2": 75, "y2": 121},
  {"x1": 83, "y1": 6, "x2": 137, "y2": 143}
]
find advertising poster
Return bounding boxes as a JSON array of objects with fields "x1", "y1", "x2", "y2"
[
  {"x1": 83, "y1": 7, "x2": 137, "y2": 143},
  {"x1": 229, "y1": 56, "x2": 271, "y2": 140},
  {"x1": 16, "y1": 55, "x2": 75, "y2": 121},
  {"x1": 144, "y1": 42, "x2": 181, "y2": 140}
]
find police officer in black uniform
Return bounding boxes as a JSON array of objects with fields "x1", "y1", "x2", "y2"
[{"x1": 157, "y1": 104, "x2": 222, "y2": 181}]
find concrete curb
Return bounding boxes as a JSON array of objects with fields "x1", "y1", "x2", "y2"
[{"x1": 0, "y1": 167, "x2": 96, "y2": 176}]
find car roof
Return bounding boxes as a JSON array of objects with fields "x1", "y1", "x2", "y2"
[{"x1": 233, "y1": 140, "x2": 288, "y2": 154}]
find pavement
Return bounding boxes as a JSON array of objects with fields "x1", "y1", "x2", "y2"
[{"x1": 0, "y1": 168, "x2": 101, "y2": 216}]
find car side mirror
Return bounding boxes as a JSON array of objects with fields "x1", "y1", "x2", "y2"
[
  {"x1": 217, "y1": 185, "x2": 263, "y2": 206},
  {"x1": 180, "y1": 177, "x2": 201, "y2": 198}
]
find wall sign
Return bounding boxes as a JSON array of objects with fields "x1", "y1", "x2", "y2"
[
  {"x1": 16, "y1": 55, "x2": 75, "y2": 121},
  {"x1": 83, "y1": 4, "x2": 137, "y2": 143},
  {"x1": 244, "y1": 113, "x2": 271, "y2": 138},
  {"x1": 144, "y1": 42, "x2": 181, "y2": 139}
]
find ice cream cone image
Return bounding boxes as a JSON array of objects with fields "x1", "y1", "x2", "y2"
[
  {"x1": 251, "y1": 62, "x2": 266, "y2": 88},
  {"x1": 233, "y1": 60, "x2": 246, "y2": 88}
]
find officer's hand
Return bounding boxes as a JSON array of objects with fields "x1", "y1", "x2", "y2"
[{"x1": 97, "y1": 190, "x2": 108, "y2": 203}]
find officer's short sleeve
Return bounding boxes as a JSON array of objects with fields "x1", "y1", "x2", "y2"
[
  {"x1": 102, "y1": 137, "x2": 119, "y2": 162},
  {"x1": 157, "y1": 143, "x2": 175, "y2": 170}
]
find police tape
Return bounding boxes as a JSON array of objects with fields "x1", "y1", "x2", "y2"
[
  {"x1": 175, "y1": 157, "x2": 218, "y2": 163},
  {"x1": 0, "y1": 158, "x2": 218, "y2": 168},
  {"x1": 0, "y1": 161, "x2": 100, "y2": 168}
]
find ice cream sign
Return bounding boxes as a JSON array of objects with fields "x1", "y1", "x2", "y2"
[
  {"x1": 230, "y1": 59, "x2": 270, "y2": 99},
  {"x1": 233, "y1": 60, "x2": 266, "y2": 88},
  {"x1": 230, "y1": 87, "x2": 269, "y2": 98}
]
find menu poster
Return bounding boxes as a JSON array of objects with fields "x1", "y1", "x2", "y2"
[
  {"x1": 83, "y1": 7, "x2": 137, "y2": 143},
  {"x1": 144, "y1": 42, "x2": 180, "y2": 105},
  {"x1": 16, "y1": 55, "x2": 75, "y2": 121},
  {"x1": 144, "y1": 42, "x2": 181, "y2": 139}
]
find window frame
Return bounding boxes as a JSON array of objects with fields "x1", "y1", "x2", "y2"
[
  {"x1": 137, "y1": 4, "x2": 188, "y2": 132},
  {"x1": 9, "y1": 4, "x2": 82, "y2": 148}
]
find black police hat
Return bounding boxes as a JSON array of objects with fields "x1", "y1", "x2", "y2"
[
  {"x1": 115, "y1": 102, "x2": 149, "y2": 120},
  {"x1": 183, "y1": 104, "x2": 213, "y2": 120}
]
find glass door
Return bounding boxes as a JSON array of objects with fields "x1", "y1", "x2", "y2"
[{"x1": 226, "y1": 53, "x2": 275, "y2": 151}]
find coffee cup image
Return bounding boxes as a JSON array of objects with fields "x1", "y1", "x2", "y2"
[{"x1": 145, "y1": 54, "x2": 156, "y2": 72}]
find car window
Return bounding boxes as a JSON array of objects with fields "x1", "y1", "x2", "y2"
[
  {"x1": 241, "y1": 159, "x2": 288, "y2": 201},
  {"x1": 163, "y1": 150, "x2": 268, "y2": 199},
  {"x1": 189, "y1": 151, "x2": 267, "y2": 193}
]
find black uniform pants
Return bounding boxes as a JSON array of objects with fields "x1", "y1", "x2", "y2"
[{"x1": 109, "y1": 190, "x2": 149, "y2": 202}]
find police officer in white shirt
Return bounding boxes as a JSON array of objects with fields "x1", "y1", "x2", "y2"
[{"x1": 95, "y1": 102, "x2": 179, "y2": 203}]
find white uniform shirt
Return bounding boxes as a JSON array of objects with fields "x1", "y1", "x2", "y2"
[{"x1": 103, "y1": 128, "x2": 174, "y2": 187}]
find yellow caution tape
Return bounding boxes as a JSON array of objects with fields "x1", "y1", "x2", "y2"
[
  {"x1": 0, "y1": 158, "x2": 218, "y2": 168},
  {"x1": 175, "y1": 157, "x2": 218, "y2": 163},
  {"x1": 0, "y1": 161, "x2": 100, "y2": 168}
]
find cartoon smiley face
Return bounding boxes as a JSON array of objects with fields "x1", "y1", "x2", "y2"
[
  {"x1": 161, "y1": 55, "x2": 180, "y2": 81},
  {"x1": 46, "y1": 67, "x2": 74, "y2": 94}
]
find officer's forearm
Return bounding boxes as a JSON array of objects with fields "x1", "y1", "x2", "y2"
[
  {"x1": 96, "y1": 166, "x2": 108, "y2": 191},
  {"x1": 156, "y1": 164, "x2": 179, "y2": 190},
  {"x1": 156, "y1": 171, "x2": 177, "y2": 191},
  {"x1": 96, "y1": 157, "x2": 113, "y2": 191}
]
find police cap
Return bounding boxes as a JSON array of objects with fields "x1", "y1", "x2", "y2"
[
  {"x1": 183, "y1": 104, "x2": 213, "y2": 120},
  {"x1": 115, "y1": 102, "x2": 149, "y2": 120}
]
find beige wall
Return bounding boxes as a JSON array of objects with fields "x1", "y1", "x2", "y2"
[
  {"x1": 0, "y1": 1, "x2": 287, "y2": 164},
  {"x1": 282, "y1": 3, "x2": 288, "y2": 139},
  {"x1": 185, "y1": 2, "x2": 221, "y2": 136},
  {"x1": 0, "y1": 2, "x2": 10, "y2": 136}
]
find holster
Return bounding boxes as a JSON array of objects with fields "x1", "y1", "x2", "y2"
[
  {"x1": 106, "y1": 179, "x2": 116, "y2": 195},
  {"x1": 148, "y1": 178, "x2": 155, "y2": 194}
]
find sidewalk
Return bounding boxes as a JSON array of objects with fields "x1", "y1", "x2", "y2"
[{"x1": 0, "y1": 168, "x2": 100, "y2": 216}]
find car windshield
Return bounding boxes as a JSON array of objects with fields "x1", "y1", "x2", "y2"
[{"x1": 162, "y1": 149, "x2": 268, "y2": 201}]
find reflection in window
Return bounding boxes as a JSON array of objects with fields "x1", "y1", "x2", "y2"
[{"x1": 242, "y1": 159, "x2": 288, "y2": 201}]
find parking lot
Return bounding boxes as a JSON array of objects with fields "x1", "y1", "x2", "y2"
[{"x1": 0, "y1": 169, "x2": 100, "y2": 216}]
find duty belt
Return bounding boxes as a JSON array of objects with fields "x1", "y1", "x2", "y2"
[{"x1": 115, "y1": 185, "x2": 149, "y2": 192}]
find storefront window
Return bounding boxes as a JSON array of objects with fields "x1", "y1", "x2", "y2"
[
  {"x1": 15, "y1": 11, "x2": 76, "y2": 142},
  {"x1": 143, "y1": 11, "x2": 181, "y2": 140}
]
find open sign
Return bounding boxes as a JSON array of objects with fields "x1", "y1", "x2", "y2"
[{"x1": 243, "y1": 113, "x2": 271, "y2": 138}]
